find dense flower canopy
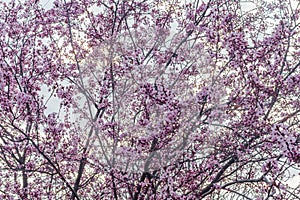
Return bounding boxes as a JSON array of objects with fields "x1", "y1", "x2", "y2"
[{"x1": 0, "y1": 0, "x2": 299, "y2": 199}]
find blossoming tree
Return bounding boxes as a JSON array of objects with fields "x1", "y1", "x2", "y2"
[{"x1": 0, "y1": 0, "x2": 299, "y2": 199}]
